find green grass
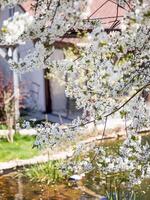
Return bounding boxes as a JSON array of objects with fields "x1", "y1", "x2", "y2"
[
  {"x1": 0, "y1": 134, "x2": 39, "y2": 162},
  {"x1": 24, "y1": 160, "x2": 65, "y2": 185}
]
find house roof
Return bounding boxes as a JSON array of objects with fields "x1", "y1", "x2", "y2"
[
  {"x1": 21, "y1": 0, "x2": 33, "y2": 15},
  {"x1": 89, "y1": 0, "x2": 128, "y2": 28},
  {"x1": 20, "y1": 0, "x2": 129, "y2": 45},
  {"x1": 21, "y1": 0, "x2": 128, "y2": 28}
]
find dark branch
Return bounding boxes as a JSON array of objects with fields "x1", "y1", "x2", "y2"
[{"x1": 105, "y1": 82, "x2": 150, "y2": 118}]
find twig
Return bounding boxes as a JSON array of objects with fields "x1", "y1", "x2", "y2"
[
  {"x1": 101, "y1": 117, "x2": 108, "y2": 140},
  {"x1": 124, "y1": 112, "x2": 128, "y2": 137},
  {"x1": 50, "y1": 0, "x2": 60, "y2": 27},
  {"x1": 105, "y1": 82, "x2": 150, "y2": 118},
  {"x1": 110, "y1": 4, "x2": 119, "y2": 29},
  {"x1": 88, "y1": 0, "x2": 110, "y2": 19}
]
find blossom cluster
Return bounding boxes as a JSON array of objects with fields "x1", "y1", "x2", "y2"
[
  {"x1": 32, "y1": 0, "x2": 150, "y2": 184},
  {"x1": 0, "y1": 0, "x2": 25, "y2": 8},
  {"x1": 1, "y1": 0, "x2": 88, "y2": 72},
  {"x1": 41, "y1": 1, "x2": 150, "y2": 125},
  {"x1": 1, "y1": 12, "x2": 34, "y2": 44},
  {"x1": 1, "y1": 0, "x2": 150, "y2": 191},
  {"x1": 67, "y1": 132, "x2": 150, "y2": 187}
]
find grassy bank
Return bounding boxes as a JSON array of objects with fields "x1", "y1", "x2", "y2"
[{"x1": 0, "y1": 134, "x2": 39, "y2": 162}]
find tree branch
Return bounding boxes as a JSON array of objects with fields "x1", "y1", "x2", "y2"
[{"x1": 105, "y1": 82, "x2": 150, "y2": 118}]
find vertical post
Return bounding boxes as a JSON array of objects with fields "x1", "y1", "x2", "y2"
[
  {"x1": 8, "y1": 46, "x2": 20, "y2": 129},
  {"x1": 13, "y1": 47, "x2": 20, "y2": 123},
  {"x1": 8, "y1": 6, "x2": 20, "y2": 126}
]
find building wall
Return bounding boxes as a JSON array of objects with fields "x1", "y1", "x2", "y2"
[
  {"x1": 0, "y1": 9, "x2": 67, "y2": 115},
  {"x1": 0, "y1": 5, "x2": 46, "y2": 114},
  {"x1": 18, "y1": 41, "x2": 46, "y2": 112},
  {"x1": 0, "y1": 4, "x2": 82, "y2": 118},
  {"x1": 19, "y1": 70, "x2": 45, "y2": 113},
  {"x1": 48, "y1": 49, "x2": 67, "y2": 115}
]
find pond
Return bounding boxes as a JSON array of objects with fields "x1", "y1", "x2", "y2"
[
  {"x1": 0, "y1": 171, "x2": 150, "y2": 200},
  {"x1": 0, "y1": 134, "x2": 150, "y2": 200},
  {"x1": 0, "y1": 172, "x2": 98, "y2": 200}
]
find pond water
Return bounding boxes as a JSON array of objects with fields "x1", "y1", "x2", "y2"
[
  {"x1": 0, "y1": 173, "x2": 98, "y2": 200},
  {"x1": 0, "y1": 172, "x2": 150, "y2": 200}
]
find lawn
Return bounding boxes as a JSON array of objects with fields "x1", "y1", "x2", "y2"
[{"x1": 0, "y1": 134, "x2": 39, "y2": 162}]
